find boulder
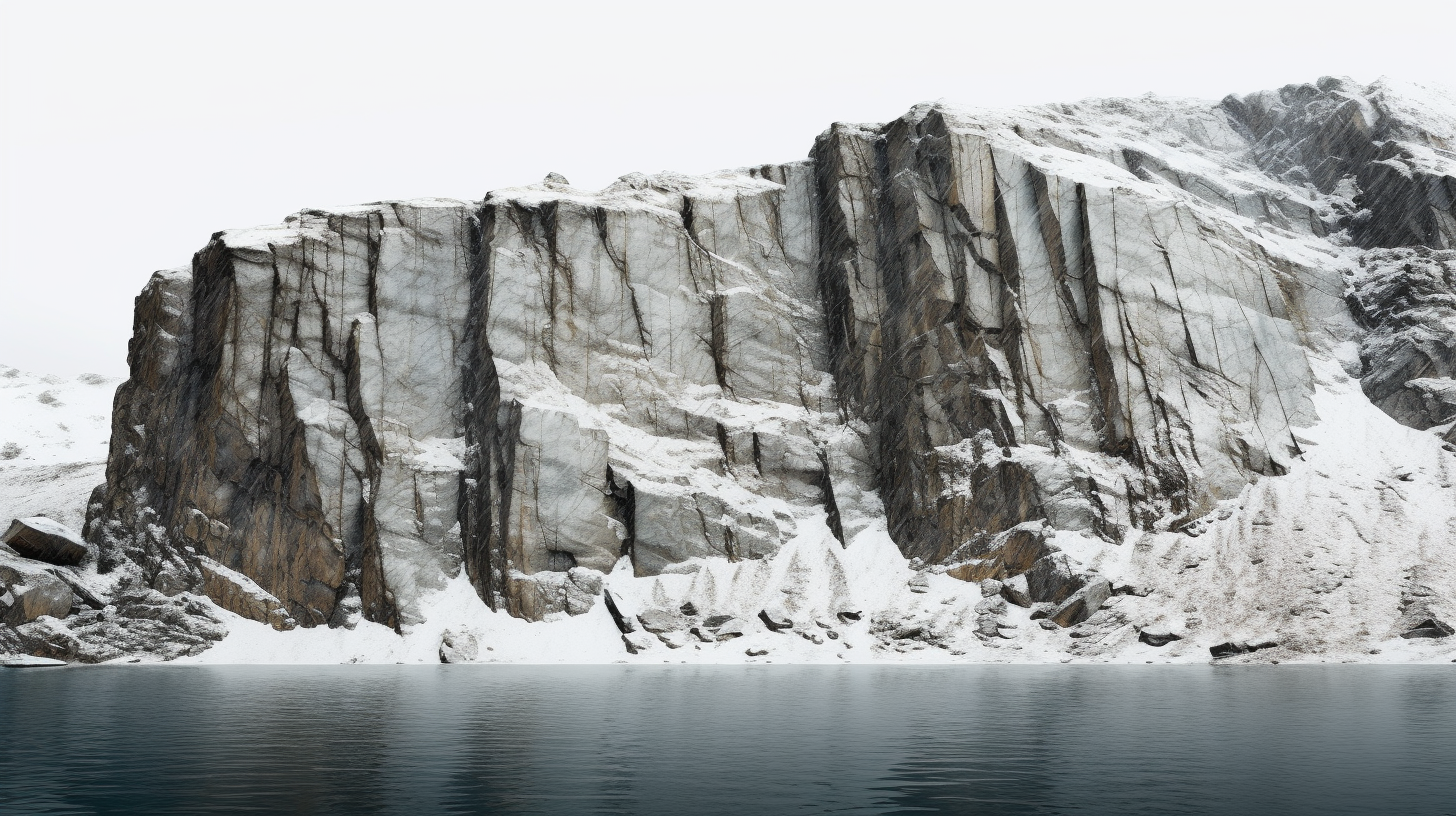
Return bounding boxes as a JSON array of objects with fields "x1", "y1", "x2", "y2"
[
  {"x1": 1399, "y1": 618, "x2": 1454, "y2": 639},
  {"x1": 45, "y1": 568, "x2": 105, "y2": 610},
  {"x1": 1210, "y1": 638, "x2": 1278, "y2": 658},
  {"x1": 622, "y1": 631, "x2": 657, "y2": 654},
  {"x1": 3, "y1": 518, "x2": 88, "y2": 566},
  {"x1": 198, "y1": 557, "x2": 295, "y2": 631},
  {"x1": 758, "y1": 609, "x2": 794, "y2": 632},
  {"x1": 1, "y1": 549, "x2": 74, "y2": 626},
  {"x1": 712, "y1": 618, "x2": 748, "y2": 639},
  {"x1": 439, "y1": 629, "x2": 480, "y2": 663},
  {"x1": 974, "y1": 596, "x2": 1008, "y2": 616},
  {"x1": 1138, "y1": 628, "x2": 1183, "y2": 647},
  {"x1": 1026, "y1": 554, "x2": 1087, "y2": 607},
  {"x1": 1209, "y1": 641, "x2": 1251, "y2": 658},
  {"x1": 1000, "y1": 575, "x2": 1032, "y2": 608},
  {"x1": 601, "y1": 589, "x2": 637, "y2": 634},
  {"x1": 1049, "y1": 578, "x2": 1113, "y2": 628},
  {"x1": 891, "y1": 623, "x2": 924, "y2": 640},
  {"x1": 689, "y1": 626, "x2": 716, "y2": 643},
  {"x1": 10, "y1": 585, "x2": 227, "y2": 663},
  {"x1": 329, "y1": 585, "x2": 363, "y2": 630},
  {"x1": 637, "y1": 607, "x2": 688, "y2": 634},
  {"x1": 507, "y1": 568, "x2": 605, "y2": 621}
]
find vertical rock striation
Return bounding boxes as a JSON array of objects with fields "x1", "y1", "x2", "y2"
[{"x1": 83, "y1": 76, "x2": 1456, "y2": 647}]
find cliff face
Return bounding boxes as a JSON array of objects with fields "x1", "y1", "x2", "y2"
[{"x1": 72, "y1": 76, "x2": 1456, "y2": 662}]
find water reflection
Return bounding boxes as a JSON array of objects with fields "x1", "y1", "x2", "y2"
[{"x1": 2, "y1": 666, "x2": 1453, "y2": 815}]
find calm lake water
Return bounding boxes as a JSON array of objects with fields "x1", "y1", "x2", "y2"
[{"x1": 2, "y1": 665, "x2": 1453, "y2": 815}]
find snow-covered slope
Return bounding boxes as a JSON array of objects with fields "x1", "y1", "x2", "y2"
[
  {"x1": 7, "y1": 76, "x2": 1456, "y2": 665},
  {"x1": 0, "y1": 365, "x2": 117, "y2": 531}
]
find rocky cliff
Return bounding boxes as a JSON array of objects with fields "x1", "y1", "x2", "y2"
[{"x1": 8, "y1": 76, "x2": 1456, "y2": 664}]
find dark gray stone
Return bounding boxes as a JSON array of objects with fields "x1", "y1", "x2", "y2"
[{"x1": 3, "y1": 518, "x2": 88, "y2": 566}]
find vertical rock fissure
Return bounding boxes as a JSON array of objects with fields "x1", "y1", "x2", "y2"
[
  {"x1": 605, "y1": 465, "x2": 636, "y2": 566},
  {"x1": 344, "y1": 320, "x2": 397, "y2": 630}
]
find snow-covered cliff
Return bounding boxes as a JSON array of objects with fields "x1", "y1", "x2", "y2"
[{"x1": 8, "y1": 76, "x2": 1456, "y2": 664}]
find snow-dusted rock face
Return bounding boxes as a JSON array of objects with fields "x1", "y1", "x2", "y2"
[{"x1": 70, "y1": 76, "x2": 1456, "y2": 664}]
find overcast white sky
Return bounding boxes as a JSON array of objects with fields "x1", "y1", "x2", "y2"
[{"x1": 3, "y1": 0, "x2": 1453, "y2": 377}]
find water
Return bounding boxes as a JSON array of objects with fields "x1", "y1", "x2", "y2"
[{"x1": 2, "y1": 665, "x2": 1453, "y2": 815}]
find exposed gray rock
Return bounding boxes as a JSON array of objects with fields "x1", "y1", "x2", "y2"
[
  {"x1": 907, "y1": 573, "x2": 931, "y2": 594},
  {"x1": 1049, "y1": 578, "x2": 1114, "y2": 628},
  {"x1": 1400, "y1": 618, "x2": 1454, "y2": 639},
  {"x1": 329, "y1": 584, "x2": 363, "y2": 630},
  {"x1": 1223, "y1": 77, "x2": 1456, "y2": 248},
  {"x1": 975, "y1": 617, "x2": 1001, "y2": 638},
  {"x1": 506, "y1": 567, "x2": 604, "y2": 621},
  {"x1": 4, "y1": 517, "x2": 88, "y2": 566},
  {"x1": 602, "y1": 588, "x2": 637, "y2": 634},
  {"x1": 9, "y1": 584, "x2": 226, "y2": 663},
  {"x1": 891, "y1": 623, "x2": 924, "y2": 640},
  {"x1": 638, "y1": 607, "x2": 688, "y2": 634},
  {"x1": 689, "y1": 625, "x2": 716, "y2": 643},
  {"x1": 439, "y1": 629, "x2": 480, "y2": 662},
  {"x1": 974, "y1": 596, "x2": 1008, "y2": 616},
  {"x1": 621, "y1": 630, "x2": 656, "y2": 654},
  {"x1": 711, "y1": 618, "x2": 747, "y2": 639},
  {"x1": 0, "y1": 548, "x2": 73, "y2": 625},
  {"x1": 1138, "y1": 628, "x2": 1183, "y2": 647},
  {"x1": 74, "y1": 76, "x2": 1456, "y2": 663},
  {"x1": 1348, "y1": 248, "x2": 1456, "y2": 431},
  {"x1": 1209, "y1": 641, "x2": 1250, "y2": 658},
  {"x1": 43, "y1": 567, "x2": 105, "y2": 611},
  {"x1": 1209, "y1": 638, "x2": 1279, "y2": 658},
  {"x1": 1000, "y1": 574, "x2": 1032, "y2": 607},
  {"x1": 1393, "y1": 572, "x2": 1455, "y2": 641},
  {"x1": 758, "y1": 610, "x2": 794, "y2": 632},
  {"x1": 198, "y1": 556, "x2": 294, "y2": 631}
]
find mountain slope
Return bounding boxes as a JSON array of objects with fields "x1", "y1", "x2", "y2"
[{"x1": 9, "y1": 76, "x2": 1456, "y2": 664}]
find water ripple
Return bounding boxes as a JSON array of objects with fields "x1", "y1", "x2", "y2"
[{"x1": 2, "y1": 666, "x2": 1454, "y2": 815}]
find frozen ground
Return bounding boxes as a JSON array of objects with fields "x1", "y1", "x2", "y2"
[{"x1": 0, "y1": 364, "x2": 116, "y2": 531}]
